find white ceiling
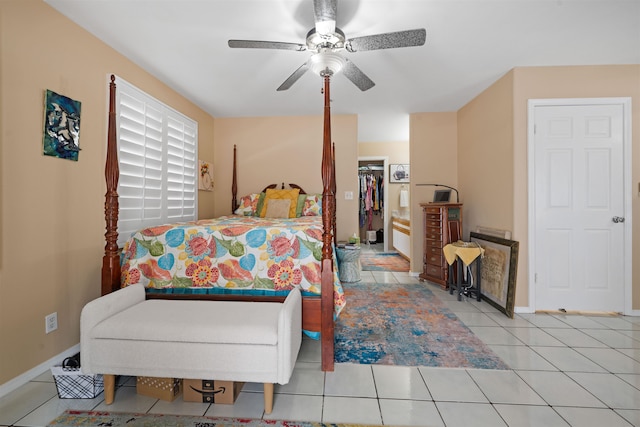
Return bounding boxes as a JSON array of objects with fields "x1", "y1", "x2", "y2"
[{"x1": 45, "y1": 0, "x2": 640, "y2": 141}]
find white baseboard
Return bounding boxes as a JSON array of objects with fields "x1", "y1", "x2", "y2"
[
  {"x1": 0, "y1": 343, "x2": 80, "y2": 399},
  {"x1": 515, "y1": 306, "x2": 639, "y2": 317}
]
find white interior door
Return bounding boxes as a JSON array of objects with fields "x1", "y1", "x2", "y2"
[{"x1": 533, "y1": 103, "x2": 625, "y2": 313}]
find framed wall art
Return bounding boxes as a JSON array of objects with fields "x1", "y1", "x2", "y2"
[
  {"x1": 389, "y1": 164, "x2": 410, "y2": 183},
  {"x1": 43, "y1": 89, "x2": 82, "y2": 161},
  {"x1": 469, "y1": 232, "x2": 519, "y2": 318}
]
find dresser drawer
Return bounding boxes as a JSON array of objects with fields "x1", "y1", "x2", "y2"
[
  {"x1": 426, "y1": 219, "x2": 442, "y2": 228},
  {"x1": 427, "y1": 253, "x2": 444, "y2": 266},
  {"x1": 426, "y1": 213, "x2": 442, "y2": 221},
  {"x1": 425, "y1": 227, "x2": 442, "y2": 241},
  {"x1": 425, "y1": 264, "x2": 445, "y2": 280},
  {"x1": 426, "y1": 245, "x2": 443, "y2": 258},
  {"x1": 426, "y1": 239, "x2": 444, "y2": 251},
  {"x1": 425, "y1": 207, "x2": 443, "y2": 215}
]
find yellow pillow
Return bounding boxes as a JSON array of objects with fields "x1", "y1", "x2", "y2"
[
  {"x1": 260, "y1": 188, "x2": 300, "y2": 218},
  {"x1": 264, "y1": 198, "x2": 291, "y2": 218}
]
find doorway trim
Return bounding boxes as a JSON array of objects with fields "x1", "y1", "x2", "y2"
[
  {"x1": 358, "y1": 156, "x2": 390, "y2": 252},
  {"x1": 527, "y1": 97, "x2": 633, "y2": 315}
]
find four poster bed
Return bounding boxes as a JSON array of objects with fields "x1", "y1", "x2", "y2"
[{"x1": 101, "y1": 75, "x2": 340, "y2": 371}]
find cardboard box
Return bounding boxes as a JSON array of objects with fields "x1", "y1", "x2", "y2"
[
  {"x1": 183, "y1": 379, "x2": 244, "y2": 404},
  {"x1": 136, "y1": 376, "x2": 182, "y2": 402}
]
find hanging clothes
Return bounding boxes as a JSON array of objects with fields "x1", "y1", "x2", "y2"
[
  {"x1": 378, "y1": 176, "x2": 384, "y2": 215},
  {"x1": 358, "y1": 172, "x2": 370, "y2": 228},
  {"x1": 358, "y1": 166, "x2": 384, "y2": 231}
]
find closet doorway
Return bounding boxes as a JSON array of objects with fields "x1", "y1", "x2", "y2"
[{"x1": 358, "y1": 157, "x2": 389, "y2": 252}]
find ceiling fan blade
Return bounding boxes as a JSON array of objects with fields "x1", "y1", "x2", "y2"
[
  {"x1": 342, "y1": 59, "x2": 375, "y2": 91},
  {"x1": 313, "y1": 0, "x2": 337, "y2": 35},
  {"x1": 228, "y1": 40, "x2": 307, "y2": 51},
  {"x1": 346, "y1": 28, "x2": 426, "y2": 52},
  {"x1": 277, "y1": 62, "x2": 310, "y2": 91}
]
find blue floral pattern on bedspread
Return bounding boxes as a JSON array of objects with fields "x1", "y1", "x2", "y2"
[{"x1": 121, "y1": 215, "x2": 345, "y2": 316}]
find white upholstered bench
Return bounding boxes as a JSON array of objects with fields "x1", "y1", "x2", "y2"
[{"x1": 80, "y1": 284, "x2": 302, "y2": 414}]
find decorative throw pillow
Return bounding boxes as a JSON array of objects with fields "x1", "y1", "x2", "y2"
[
  {"x1": 234, "y1": 193, "x2": 260, "y2": 216},
  {"x1": 264, "y1": 198, "x2": 292, "y2": 218},
  {"x1": 295, "y1": 193, "x2": 307, "y2": 217},
  {"x1": 302, "y1": 194, "x2": 322, "y2": 216},
  {"x1": 254, "y1": 192, "x2": 266, "y2": 216},
  {"x1": 259, "y1": 188, "x2": 300, "y2": 218}
]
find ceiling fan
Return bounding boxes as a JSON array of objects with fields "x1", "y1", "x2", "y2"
[{"x1": 228, "y1": 0, "x2": 426, "y2": 91}]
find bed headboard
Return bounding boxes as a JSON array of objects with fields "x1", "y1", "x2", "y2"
[
  {"x1": 259, "y1": 183, "x2": 307, "y2": 195},
  {"x1": 231, "y1": 178, "x2": 309, "y2": 213}
]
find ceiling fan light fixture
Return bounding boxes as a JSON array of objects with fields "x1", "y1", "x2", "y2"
[
  {"x1": 306, "y1": 27, "x2": 345, "y2": 51},
  {"x1": 230, "y1": 0, "x2": 424, "y2": 91},
  {"x1": 309, "y1": 51, "x2": 345, "y2": 77},
  {"x1": 315, "y1": 19, "x2": 336, "y2": 36}
]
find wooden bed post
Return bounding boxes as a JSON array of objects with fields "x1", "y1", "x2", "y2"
[
  {"x1": 101, "y1": 75, "x2": 121, "y2": 296},
  {"x1": 101, "y1": 77, "x2": 336, "y2": 370},
  {"x1": 331, "y1": 142, "x2": 337, "y2": 246},
  {"x1": 320, "y1": 74, "x2": 335, "y2": 372},
  {"x1": 232, "y1": 144, "x2": 238, "y2": 213}
]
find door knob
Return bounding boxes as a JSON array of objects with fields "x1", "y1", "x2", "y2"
[{"x1": 612, "y1": 216, "x2": 625, "y2": 223}]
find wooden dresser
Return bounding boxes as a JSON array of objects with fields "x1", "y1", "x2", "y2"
[{"x1": 419, "y1": 203, "x2": 463, "y2": 289}]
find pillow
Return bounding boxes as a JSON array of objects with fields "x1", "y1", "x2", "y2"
[
  {"x1": 264, "y1": 198, "x2": 292, "y2": 218},
  {"x1": 234, "y1": 193, "x2": 260, "y2": 216},
  {"x1": 302, "y1": 194, "x2": 322, "y2": 216},
  {"x1": 254, "y1": 192, "x2": 266, "y2": 216},
  {"x1": 259, "y1": 188, "x2": 300, "y2": 218},
  {"x1": 295, "y1": 193, "x2": 307, "y2": 217}
]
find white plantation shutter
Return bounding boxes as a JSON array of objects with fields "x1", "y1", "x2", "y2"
[
  {"x1": 115, "y1": 77, "x2": 198, "y2": 246},
  {"x1": 166, "y1": 115, "x2": 197, "y2": 220}
]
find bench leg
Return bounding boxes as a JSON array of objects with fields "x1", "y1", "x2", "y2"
[
  {"x1": 263, "y1": 383, "x2": 274, "y2": 414},
  {"x1": 103, "y1": 374, "x2": 116, "y2": 404}
]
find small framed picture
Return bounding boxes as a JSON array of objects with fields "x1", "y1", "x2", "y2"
[{"x1": 389, "y1": 164, "x2": 410, "y2": 183}]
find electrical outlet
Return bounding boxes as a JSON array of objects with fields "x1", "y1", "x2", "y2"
[
  {"x1": 45, "y1": 312, "x2": 58, "y2": 334},
  {"x1": 344, "y1": 191, "x2": 354, "y2": 200}
]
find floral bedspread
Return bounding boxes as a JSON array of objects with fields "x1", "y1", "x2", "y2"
[{"x1": 120, "y1": 215, "x2": 345, "y2": 316}]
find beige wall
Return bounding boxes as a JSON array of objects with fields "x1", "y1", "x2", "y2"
[
  {"x1": 0, "y1": 1, "x2": 215, "y2": 386},
  {"x1": 212, "y1": 115, "x2": 359, "y2": 242},
  {"x1": 358, "y1": 141, "x2": 410, "y2": 249},
  {"x1": 458, "y1": 71, "x2": 515, "y2": 238},
  {"x1": 409, "y1": 113, "x2": 458, "y2": 273},
  {"x1": 454, "y1": 65, "x2": 640, "y2": 310},
  {"x1": 512, "y1": 65, "x2": 640, "y2": 310}
]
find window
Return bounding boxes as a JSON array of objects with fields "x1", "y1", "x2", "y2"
[{"x1": 115, "y1": 77, "x2": 198, "y2": 246}]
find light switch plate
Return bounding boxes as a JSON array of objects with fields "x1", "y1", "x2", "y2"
[{"x1": 344, "y1": 191, "x2": 354, "y2": 200}]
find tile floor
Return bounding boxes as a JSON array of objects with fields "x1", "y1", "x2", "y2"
[{"x1": 1, "y1": 244, "x2": 640, "y2": 426}]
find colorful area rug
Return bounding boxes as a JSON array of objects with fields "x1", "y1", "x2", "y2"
[
  {"x1": 359, "y1": 252, "x2": 409, "y2": 272},
  {"x1": 335, "y1": 282, "x2": 509, "y2": 369},
  {"x1": 48, "y1": 410, "x2": 386, "y2": 427}
]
